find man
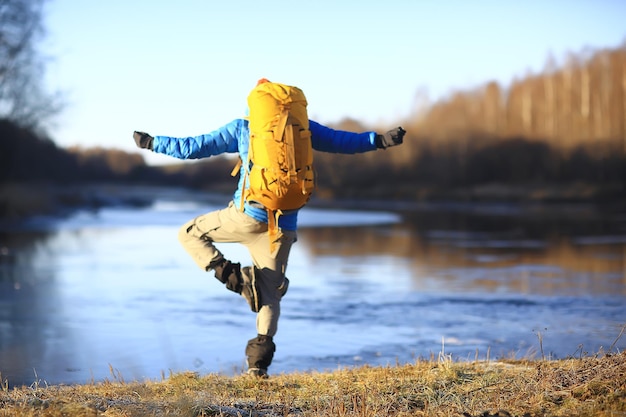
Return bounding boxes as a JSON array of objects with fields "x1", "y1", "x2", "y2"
[{"x1": 133, "y1": 80, "x2": 405, "y2": 378}]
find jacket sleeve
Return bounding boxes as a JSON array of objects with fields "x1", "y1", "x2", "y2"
[
  {"x1": 309, "y1": 120, "x2": 378, "y2": 154},
  {"x1": 152, "y1": 119, "x2": 244, "y2": 159}
]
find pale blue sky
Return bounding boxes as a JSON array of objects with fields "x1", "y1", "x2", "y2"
[{"x1": 43, "y1": 0, "x2": 626, "y2": 165}]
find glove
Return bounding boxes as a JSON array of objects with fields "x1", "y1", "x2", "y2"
[
  {"x1": 375, "y1": 127, "x2": 405, "y2": 149},
  {"x1": 133, "y1": 131, "x2": 154, "y2": 150}
]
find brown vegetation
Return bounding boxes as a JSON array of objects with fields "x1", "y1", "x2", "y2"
[
  {"x1": 1, "y1": 44, "x2": 625, "y2": 208},
  {"x1": 318, "y1": 44, "x2": 626, "y2": 201},
  {"x1": 0, "y1": 352, "x2": 624, "y2": 416},
  {"x1": 407, "y1": 46, "x2": 626, "y2": 149}
]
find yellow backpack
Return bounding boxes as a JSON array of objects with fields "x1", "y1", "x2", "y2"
[{"x1": 237, "y1": 80, "x2": 315, "y2": 248}]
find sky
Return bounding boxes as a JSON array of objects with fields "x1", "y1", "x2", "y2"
[{"x1": 42, "y1": 0, "x2": 626, "y2": 165}]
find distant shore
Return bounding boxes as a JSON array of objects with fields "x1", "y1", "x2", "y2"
[{"x1": 1, "y1": 181, "x2": 624, "y2": 227}]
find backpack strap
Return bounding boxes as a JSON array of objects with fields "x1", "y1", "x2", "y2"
[
  {"x1": 230, "y1": 158, "x2": 242, "y2": 177},
  {"x1": 266, "y1": 208, "x2": 284, "y2": 253},
  {"x1": 275, "y1": 106, "x2": 289, "y2": 144},
  {"x1": 283, "y1": 121, "x2": 299, "y2": 182},
  {"x1": 230, "y1": 158, "x2": 247, "y2": 211}
]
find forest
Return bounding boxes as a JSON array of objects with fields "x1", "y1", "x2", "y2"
[
  {"x1": 1, "y1": 43, "x2": 625, "y2": 207},
  {"x1": 318, "y1": 43, "x2": 626, "y2": 202}
]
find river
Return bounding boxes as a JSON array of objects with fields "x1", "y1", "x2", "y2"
[{"x1": 1, "y1": 187, "x2": 624, "y2": 387}]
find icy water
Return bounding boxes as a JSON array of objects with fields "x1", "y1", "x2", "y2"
[{"x1": 1, "y1": 188, "x2": 625, "y2": 387}]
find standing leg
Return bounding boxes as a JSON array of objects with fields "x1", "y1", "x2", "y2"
[{"x1": 243, "y1": 228, "x2": 296, "y2": 376}]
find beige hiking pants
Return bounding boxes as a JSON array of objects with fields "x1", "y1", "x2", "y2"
[{"x1": 177, "y1": 201, "x2": 297, "y2": 337}]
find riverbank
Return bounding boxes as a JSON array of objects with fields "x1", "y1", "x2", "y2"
[
  {"x1": 1, "y1": 352, "x2": 624, "y2": 416},
  {"x1": 2, "y1": 181, "x2": 624, "y2": 224},
  {"x1": 0, "y1": 183, "x2": 154, "y2": 221}
]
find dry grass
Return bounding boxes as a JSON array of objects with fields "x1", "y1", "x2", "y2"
[{"x1": 1, "y1": 351, "x2": 624, "y2": 417}]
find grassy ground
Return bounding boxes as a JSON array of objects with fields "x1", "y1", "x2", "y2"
[{"x1": 1, "y1": 352, "x2": 624, "y2": 417}]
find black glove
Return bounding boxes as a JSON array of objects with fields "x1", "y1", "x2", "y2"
[
  {"x1": 133, "y1": 131, "x2": 154, "y2": 150},
  {"x1": 375, "y1": 127, "x2": 405, "y2": 149}
]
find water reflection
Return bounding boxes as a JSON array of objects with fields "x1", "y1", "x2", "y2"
[
  {"x1": 0, "y1": 199, "x2": 624, "y2": 387},
  {"x1": 0, "y1": 231, "x2": 70, "y2": 386},
  {"x1": 298, "y1": 206, "x2": 626, "y2": 296}
]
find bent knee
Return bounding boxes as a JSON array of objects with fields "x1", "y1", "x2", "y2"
[{"x1": 178, "y1": 220, "x2": 196, "y2": 244}]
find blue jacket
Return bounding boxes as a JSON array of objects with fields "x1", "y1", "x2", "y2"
[{"x1": 153, "y1": 118, "x2": 378, "y2": 230}]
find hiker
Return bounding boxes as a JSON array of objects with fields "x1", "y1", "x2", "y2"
[{"x1": 133, "y1": 79, "x2": 405, "y2": 378}]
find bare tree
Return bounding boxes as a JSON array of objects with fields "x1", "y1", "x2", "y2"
[{"x1": 0, "y1": 0, "x2": 60, "y2": 130}]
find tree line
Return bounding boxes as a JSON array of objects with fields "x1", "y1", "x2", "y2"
[
  {"x1": 0, "y1": 118, "x2": 236, "y2": 188},
  {"x1": 409, "y1": 44, "x2": 626, "y2": 149},
  {"x1": 316, "y1": 43, "x2": 626, "y2": 201}
]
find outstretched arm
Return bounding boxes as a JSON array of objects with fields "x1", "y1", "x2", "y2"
[
  {"x1": 309, "y1": 120, "x2": 404, "y2": 154},
  {"x1": 309, "y1": 120, "x2": 376, "y2": 154},
  {"x1": 133, "y1": 119, "x2": 245, "y2": 160}
]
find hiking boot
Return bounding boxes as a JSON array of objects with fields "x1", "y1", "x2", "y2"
[
  {"x1": 246, "y1": 368, "x2": 268, "y2": 379},
  {"x1": 213, "y1": 259, "x2": 243, "y2": 294},
  {"x1": 246, "y1": 335, "x2": 275, "y2": 375},
  {"x1": 241, "y1": 266, "x2": 261, "y2": 312}
]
